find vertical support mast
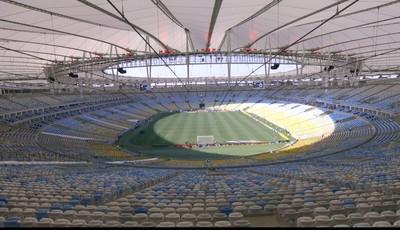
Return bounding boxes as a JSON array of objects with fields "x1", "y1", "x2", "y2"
[
  {"x1": 186, "y1": 30, "x2": 190, "y2": 85},
  {"x1": 145, "y1": 36, "x2": 152, "y2": 86},
  {"x1": 226, "y1": 29, "x2": 231, "y2": 86}
]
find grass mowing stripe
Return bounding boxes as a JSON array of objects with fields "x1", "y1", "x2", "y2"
[
  {"x1": 176, "y1": 113, "x2": 192, "y2": 143},
  {"x1": 236, "y1": 112, "x2": 272, "y2": 140},
  {"x1": 206, "y1": 112, "x2": 221, "y2": 143},
  {"x1": 162, "y1": 113, "x2": 181, "y2": 142},
  {"x1": 220, "y1": 112, "x2": 245, "y2": 141},
  {"x1": 233, "y1": 112, "x2": 263, "y2": 140},
  {"x1": 232, "y1": 112, "x2": 261, "y2": 140},
  {"x1": 214, "y1": 112, "x2": 237, "y2": 142},
  {"x1": 209, "y1": 112, "x2": 228, "y2": 143}
]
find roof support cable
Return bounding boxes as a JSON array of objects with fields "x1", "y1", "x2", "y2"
[
  {"x1": 107, "y1": 0, "x2": 191, "y2": 93},
  {"x1": 219, "y1": 0, "x2": 359, "y2": 105},
  {"x1": 239, "y1": 0, "x2": 359, "y2": 88}
]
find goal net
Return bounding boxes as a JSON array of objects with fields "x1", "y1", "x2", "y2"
[{"x1": 197, "y1": 135, "x2": 214, "y2": 145}]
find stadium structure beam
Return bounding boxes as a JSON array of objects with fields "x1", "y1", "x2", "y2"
[
  {"x1": 265, "y1": 36, "x2": 271, "y2": 86},
  {"x1": 186, "y1": 30, "x2": 190, "y2": 85},
  {"x1": 206, "y1": 0, "x2": 223, "y2": 49},
  {"x1": 145, "y1": 36, "x2": 152, "y2": 86},
  {"x1": 226, "y1": 29, "x2": 232, "y2": 86}
]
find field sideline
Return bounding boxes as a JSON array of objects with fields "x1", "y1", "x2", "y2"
[{"x1": 117, "y1": 110, "x2": 291, "y2": 159}]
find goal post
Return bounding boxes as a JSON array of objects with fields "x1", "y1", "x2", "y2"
[{"x1": 197, "y1": 135, "x2": 214, "y2": 145}]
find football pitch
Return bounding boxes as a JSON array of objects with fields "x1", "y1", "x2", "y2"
[{"x1": 117, "y1": 110, "x2": 293, "y2": 159}]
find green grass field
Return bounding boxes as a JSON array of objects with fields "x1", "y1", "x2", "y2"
[{"x1": 117, "y1": 110, "x2": 292, "y2": 159}]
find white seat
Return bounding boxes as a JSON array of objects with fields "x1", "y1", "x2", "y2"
[
  {"x1": 104, "y1": 220, "x2": 121, "y2": 227},
  {"x1": 148, "y1": 207, "x2": 162, "y2": 214},
  {"x1": 228, "y1": 211, "x2": 244, "y2": 222},
  {"x1": 248, "y1": 205, "x2": 263, "y2": 214},
  {"x1": 85, "y1": 205, "x2": 97, "y2": 212},
  {"x1": 176, "y1": 221, "x2": 194, "y2": 227},
  {"x1": 140, "y1": 221, "x2": 157, "y2": 227},
  {"x1": 196, "y1": 221, "x2": 213, "y2": 227},
  {"x1": 8, "y1": 207, "x2": 23, "y2": 217},
  {"x1": 36, "y1": 217, "x2": 54, "y2": 227},
  {"x1": 233, "y1": 219, "x2": 251, "y2": 227},
  {"x1": 180, "y1": 213, "x2": 196, "y2": 222},
  {"x1": 348, "y1": 212, "x2": 367, "y2": 226},
  {"x1": 165, "y1": 213, "x2": 180, "y2": 224},
  {"x1": 119, "y1": 212, "x2": 134, "y2": 223},
  {"x1": 176, "y1": 207, "x2": 190, "y2": 216},
  {"x1": 264, "y1": 204, "x2": 277, "y2": 214},
  {"x1": 21, "y1": 208, "x2": 36, "y2": 218},
  {"x1": 214, "y1": 220, "x2": 232, "y2": 227},
  {"x1": 282, "y1": 208, "x2": 298, "y2": 224},
  {"x1": 314, "y1": 215, "x2": 333, "y2": 227},
  {"x1": 191, "y1": 206, "x2": 204, "y2": 215},
  {"x1": 0, "y1": 207, "x2": 9, "y2": 217},
  {"x1": 313, "y1": 206, "x2": 330, "y2": 216},
  {"x1": 331, "y1": 214, "x2": 349, "y2": 226},
  {"x1": 205, "y1": 206, "x2": 219, "y2": 216},
  {"x1": 197, "y1": 213, "x2": 212, "y2": 222},
  {"x1": 51, "y1": 218, "x2": 70, "y2": 227},
  {"x1": 372, "y1": 221, "x2": 392, "y2": 227},
  {"x1": 352, "y1": 222, "x2": 371, "y2": 227},
  {"x1": 104, "y1": 211, "x2": 120, "y2": 222},
  {"x1": 48, "y1": 209, "x2": 63, "y2": 220},
  {"x1": 148, "y1": 212, "x2": 164, "y2": 224},
  {"x1": 20, "y1": 217, "x2": 38, "y2": 227},
  {"x1": 380, "y1": 210, "x2": 397, "y2": 223},
  {"x1": 161, "y1": 207, "x2": 175, "y2": 215},
  {"x1": 87, "y1": 219, "x2": 104, "y2": 227},
  {"x1": 67, "y1": 219, "x2": 87, "y2": 227},
  {"x1": 364, "y1": 211, "x2": 385, "y2": 225},
  {"x1": 75, "y1": 210, "x2": 91, "y2": 221},
  {"x1": 297, "y1": 216, "x2": 315, "y2": 227},
  {"x1": 60, "y1": 210, "x2": 76, "y2": 221},
  {"x1": 89, "y1": 211, "x2": 105, "y2": 221},
  {"x1": 132, "y1": 213, "x2": 148, "y2": 223},
  {"x1": 213, "y1": 212, "x2": 228, "y2": 221},
  {"x1": 121, "y1": 221, "x2": 140, "y2": 227},
  {"x1": 333, "y1": 224, "x2": 351, "y2": 227},
  {"x1": 157, "y1": 221, "x2": 175, "y2": 227},
  {"x1": 277, "y1": 203, "x2": 292, "y2": 214}
]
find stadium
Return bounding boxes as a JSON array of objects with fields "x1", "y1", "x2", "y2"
[{"x1": 1, "y1": 0, "x2": 400, "y2": 227}]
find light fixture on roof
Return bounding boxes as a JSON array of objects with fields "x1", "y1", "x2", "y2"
[
  {"x1": 271, "y1": 63, "x2": 280, "y2": 70},
  {"x1": 48, "y1": 76, "x2": 55, "y2": 83},
  {"x1": 68, "y1": 72, "x2": 79, "y2": 78},
  {"x1": 324, "y1": 65, "x2": 334, "y2": 71},
  {"x1": 117, "y1": 67, "x2": 127, "y2": 74}
]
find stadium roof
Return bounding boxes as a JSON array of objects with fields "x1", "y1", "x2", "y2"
[{"x1": 1, "y1": 0, "x2": 400, "y2": 82}]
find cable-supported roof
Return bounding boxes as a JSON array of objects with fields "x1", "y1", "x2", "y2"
[{"x1": 1, "y1": 0, "x2": 400, "y2": 81}]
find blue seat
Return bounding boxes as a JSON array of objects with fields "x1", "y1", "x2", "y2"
[
  {"x1": 0, "y1": 201, "x2": 6, "y2": 207},
  {"x1": 94, "y1": 193, "x2": 103, "y2": 202},
  {"x1": 50, "y1": 203, "x2": 63, "y2": 210},
  {"x1": 35, "y1": 209, "x2": 49, "y2": 220},
  {"x1": 220, "y1": 206, "x2": 233, "y2": 215},
  {"x1": 81, "y1": 196, "x2": 93, "y2": 206},
  {"x1": 134, "y1": 207, "x2": 148, "y2": 214},
  {"x1": 61, "y1": 204, "x2": 73, "y2": 211},
  {"x1": 4, "y1": 216, "x2": 22, "y2": 228},
  {"x1": 342, "y1": 199, "x2": 356, "y2": 206},
  {"x1": 0, "y1": 196, "x2": 7, "y2": 204},
  {"x1": 227, "y1": 197, "x2": 238, "y2": 204},
  {"x1": 304, "y1": 197, "x2": 316, "y2": 203},
  {"x1": 69, "y1": 199, "x2": 80, "y2": 206},
  {"x1": 256, "y1": 200, "x2": 268, "y2": 207}
]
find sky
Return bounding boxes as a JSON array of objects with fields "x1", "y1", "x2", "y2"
[{"x1": 104, "y1": 55, "x2": 298, "y2": 79}]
